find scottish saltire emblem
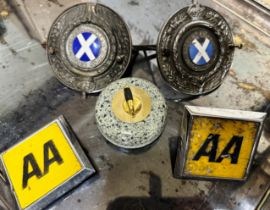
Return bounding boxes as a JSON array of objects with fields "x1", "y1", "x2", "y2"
[
  {"x1": 72, "y1": 32, "x2": 101, "y2": 62},
  {"x1": 65, "y1": 24, "x2": 109, "y2": 70},
  {"x1": 189, "y1": 38, "x2": 214, "y2": 66}
]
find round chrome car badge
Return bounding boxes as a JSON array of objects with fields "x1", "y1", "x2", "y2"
[
  {"x1": 47, "y1": 3, "x2": 132, "y2": 93},
  {"x1": 95, "y1": 78, "x2": 167, "y2": 151},
  {"x1": 157, "y1": 3, "x2": 235, "y2": 96}
]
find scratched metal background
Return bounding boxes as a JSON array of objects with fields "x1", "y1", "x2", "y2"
[{"x1": 0, "y1": 0, "x2": 270, "y2": 209}]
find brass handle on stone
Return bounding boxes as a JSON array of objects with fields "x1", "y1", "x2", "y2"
[
  {"x1": 124, "y1": 87, "x2": 135, "y2": 116},
  {"x1": 123, "y1": 87, "x2": 142, "y2": 117}
]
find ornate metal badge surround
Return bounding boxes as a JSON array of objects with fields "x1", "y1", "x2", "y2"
[
  {"x1": 157, "y1": 4, "x2": 235, "y2": 95},
  {"x1": 47, "y1": 3, "x2": 132, "y2": 93}
]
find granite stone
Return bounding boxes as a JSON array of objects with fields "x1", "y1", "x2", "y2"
[{"x1": 95, "y1": 77, "x2": 167, "y2": 149}]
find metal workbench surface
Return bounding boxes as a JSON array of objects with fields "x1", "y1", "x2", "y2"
[{"x1": 0, "y1": 0, "x2": 269, "y2": 209}]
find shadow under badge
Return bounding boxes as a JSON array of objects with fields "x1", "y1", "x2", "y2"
[{"x1": 107, "y1": 171, "x2": 212, "y2": 210}]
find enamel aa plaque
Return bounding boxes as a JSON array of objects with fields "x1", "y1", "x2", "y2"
[
  {"x1": 0, "y1": 116, "x2": 95, "y2": 210},
  {"x1": 174, "y1": 106, "x2": 266, "y2": 181}
]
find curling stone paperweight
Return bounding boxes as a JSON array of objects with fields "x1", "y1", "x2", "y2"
[{"x1": 95, "y1": 78, "x2": 167, "y2": 150}]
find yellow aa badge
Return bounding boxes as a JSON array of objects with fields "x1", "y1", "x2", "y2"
[
  {"x1": 0, "y1": 116, "x2": 95, "y2": 210},
  {"x1": 175, "y1": 106, "x2": 266, "y2": 181}
]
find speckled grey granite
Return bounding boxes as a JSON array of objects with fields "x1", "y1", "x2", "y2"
[{"x1": 95, "y1": 77, "x2": 167, "y2": 149}]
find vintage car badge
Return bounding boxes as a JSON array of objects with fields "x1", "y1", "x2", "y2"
[
  {"x1": 157, "y1": 2, "x2": 235, "y2": 96},
  {"x1": 0, "y1": 116, "x2": 95, "y2": 210},
  {"x1": 174, "y1": 105, "x2": 266, "y2": 181},
  {"x1": 95, "y1": 78, "x2": 167, "y2": 151},
  {"x1": 47, "y1": 3, "x2": 132, "y2": 93}
]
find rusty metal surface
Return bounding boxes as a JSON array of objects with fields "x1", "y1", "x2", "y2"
[
  {"x1": 201, "y1": 0, "x2": 270, "y2": 38},
  {"x1": 8, "y1": 0, "x2": 96, "y2": 43},
  {"x1": 0, "y1": 0, "x2": 269, "y2": 210},
  {"x1": 252, "y1": 0, "x2": 270, "y2": 11}
]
